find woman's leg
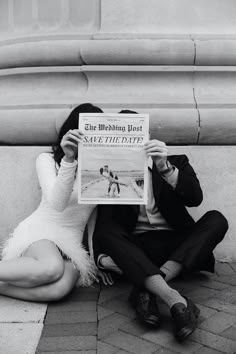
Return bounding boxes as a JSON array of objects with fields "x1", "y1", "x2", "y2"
[
  {"x1": 0, "y1": 239, "x2": 65, "y2": 287},
  {"x1": 0, "y1": 261, "x2": 79, "y2": 302}
]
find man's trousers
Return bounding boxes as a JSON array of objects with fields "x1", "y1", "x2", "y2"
[{"x1": 95, "y1": 210, "x2": 228, "y2": 287}]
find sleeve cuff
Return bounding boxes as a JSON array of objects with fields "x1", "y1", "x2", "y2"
[
  {"x1": 61, "y1": 158, "x2": 78, "y2": 168},
  {"x1": 162, "y1": 166, "x2": 179, "y2": 189},
  {"x1": 97, "y1": 254, "x2": 108, "y2": 269}
]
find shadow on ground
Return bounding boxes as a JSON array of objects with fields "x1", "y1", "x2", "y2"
[{"x1": 37, "y1": 262, "x2": 236, "y2": 354}]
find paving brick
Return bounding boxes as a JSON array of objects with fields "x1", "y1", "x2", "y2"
[
  {"x1": 98, "y1": 312, "x2": 131, "y2": 339},
  {"x1": 221, "y1": 325, "x2": 236, "y2": 341},
  {"x1": 199, "y1": 280, "x2": 230, "y2": 291},
  {"x1": 212, "y1": 275, "x2": 236, "y2": 287},
  {"x1": 121, "y1": 318, "x2": 155, "y2": 337},
  {"x1": 194, "y1": 347, "x2": 225, "y2": 354},
  {"x1": 41, "y1": 323, "x2": 97, "y2": 337},
  {"x1": 170, "y1": 272, "x2": 211, "y2": 290},
  {"x1": 170, "y1": 271, "x2": 228, "y2": 294},
  {"x1": 98, "y1": 282, "x2": 131, "y2": 305},
  {"x1": 101, "y1": 296, "x2": 136, "y2": 319},
  {"x1": 97, "y1": 305, "x2": 114, "y2": 320},
  {"x1": 104, "y1": 330, "x2": 159, "y2": 354},
  {"x1": 37, "y1": 335, "x2": 96, "y2": 352},
  {"x1": 191, "y1": 328, "x2": 236, "y2": 353},
  {"x1": 199, "y1": 312, "x2": 236, "y2": 334},
  {"x1": 230, "y1": 263, "x2": 236, "y2": 273},
  {"x1": 211, "y1": 287, "x2": 236, "y2": 304},
  {"x1": 67, "y1": 291, "x2": 99, "y2": 302},
  {"x1": 215, "y1": 263, "x2": 236, "y2": 276},
  {"x1": 154, "y1": 348, "x2": 180, "y2": 354},
  {"x1": 45, "y1": 311, "x2": 97, "y2": 324},
  {"x1": 143, "y1": 326, "x2": 202, "y2": 354},
  {"x1": 115, "y1": 351, "x2": 135, "y2": 354},
  {"x1": 97, "y1": 341, "x2": 118, "y2": 354},
  {"x1": 38, "y1": 351, "x2": 96, "y2": 354},
  {"x1": 48, "y1": 300, "x2": 97, "y2": 312},
  {"x1": 186, "y1": 287, "x2": 220, "y2": 304},
  {"x1": 196, "y1": 303, "x2": 218, "y2": 323},
  {"x1": 201, "y1": 299, "x2": 236, "y2": 316}
]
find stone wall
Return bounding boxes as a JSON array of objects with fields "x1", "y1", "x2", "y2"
[{"x1": 0, "y1": 0, "x2": 235, "y2": 261}]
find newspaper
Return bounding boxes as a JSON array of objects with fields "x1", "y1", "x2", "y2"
[{"x1": 78, "y1": 113, "x2": 149, "y2": 204}]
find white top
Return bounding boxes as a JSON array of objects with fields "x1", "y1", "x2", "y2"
[{"x1": 35, "y1": 153, "x2": 95, "y2": 230}]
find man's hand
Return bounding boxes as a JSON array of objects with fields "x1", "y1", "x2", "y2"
[
  {"x1": 95, "y1": 269, "x2": 114, "y2": 286},
  {"x1": 144, "y1": 139, "x2": 168, "y2": 171}
]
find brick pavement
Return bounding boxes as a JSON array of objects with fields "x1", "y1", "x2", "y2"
[{"x1": 36, "y1": 263, "x2": 236, "y2": 354}]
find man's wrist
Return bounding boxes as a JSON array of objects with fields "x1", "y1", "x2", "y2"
[
  {"x1": 157, "y1": 160, "x2": 168, "y2": 172},
  {"x1": 159, "y1": 160, "x2": 174, "y2": 176}
]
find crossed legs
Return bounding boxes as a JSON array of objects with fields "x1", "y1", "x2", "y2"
[
  {"x1": 96, "y1": 210, "x2": 228, "y2": 305},
  {"x1": 0, "y1": 239, "x2": 79, "y2": 302}
]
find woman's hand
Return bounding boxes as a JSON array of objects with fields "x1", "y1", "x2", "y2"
[
  {"x1": 61, "y1": 129, "x2": 84, "y2": 163},
  {"x1": 95, "y1": 269, "x2": 114, "y2": 286}
]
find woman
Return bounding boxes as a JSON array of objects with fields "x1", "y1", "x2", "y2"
[
  {"x1": 99, "y1": 165, "x2": 121, "y2": 198},
  {"x1": 0, "y1": 103, "x2": 112, "y2": 302}
]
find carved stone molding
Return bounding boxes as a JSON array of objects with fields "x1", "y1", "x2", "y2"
[
  {"x1": 0, "y1": 0, "x2": 235, "y2": 146},
  {"x1": 2, "y1": 39, "x2": 236, "y2": 68},
  {"x1": 0, "y1": 66, "x2": 236, "y2": 145}
]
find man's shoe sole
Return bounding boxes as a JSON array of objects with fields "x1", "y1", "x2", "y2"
[
  {"x1": 129, "y1": 291, "x2": 161, "y2": 328},
  {"x1": 137, "y1": 313, "x2": 161, "y2": 327},
  {"x1": 176, "y1": 325, "x2": 196, "y2": 341}
]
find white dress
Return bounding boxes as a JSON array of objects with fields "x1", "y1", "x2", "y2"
[{"x1": 2, "y1": 153, "x2": 96, "y2": 287}]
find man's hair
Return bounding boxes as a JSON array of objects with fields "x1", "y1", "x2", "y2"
[{"x1": 119, "y1": 109, "x2": 137, "y2": 114}]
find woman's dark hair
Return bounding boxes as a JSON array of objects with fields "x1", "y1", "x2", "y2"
[{"x1": 52, "y1": 103, "x2": 103, "y2": 165}]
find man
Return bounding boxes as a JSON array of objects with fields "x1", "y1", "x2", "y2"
[
  {"x1": 100, "y1": 165, "x2": 120, "y2": 197},
  {"x1": 93, "y1": 112, "x2": 228, "y2": 341}
]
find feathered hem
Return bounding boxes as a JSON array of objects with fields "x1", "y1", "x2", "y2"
[{"x1": 1, "y1": 228, "x2": 97, "y2": 287}]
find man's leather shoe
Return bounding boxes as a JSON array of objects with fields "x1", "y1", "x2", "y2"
[
  {"x1": 128, "y1": 287, "x2": 161, "y2": 327},
  {"x1": 170, "y1": 297, "x2": 200, "y2": 341}
]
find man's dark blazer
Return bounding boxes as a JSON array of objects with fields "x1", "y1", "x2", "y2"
[{"x1": 93, "y1": 154, "x2": 203, "y2": 262}]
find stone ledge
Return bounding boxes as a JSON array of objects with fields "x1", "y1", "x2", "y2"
[
  {"x1": 0, "y1": 107, "x2": 235, "y2": 145},
  {"x1": 0, "y1": 108, "x2": 199, "y2": 145},
  {"x1": 2, "y1": 38, "x2": 236, "y2": 68},
  {"x1": 0, "y1": 65, "x2": 236, "y2": 144}
]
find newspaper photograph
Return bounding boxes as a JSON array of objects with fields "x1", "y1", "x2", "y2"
[{"x1": 78, "y1": 113, "x2": 149, "y2": 204}]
